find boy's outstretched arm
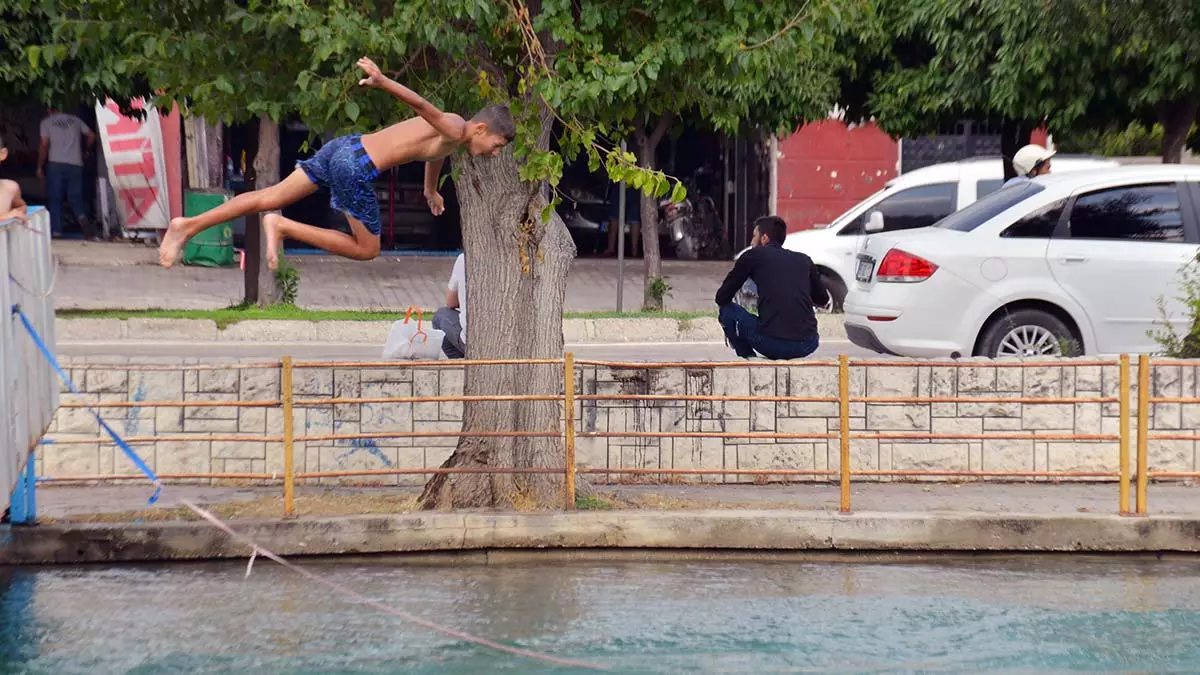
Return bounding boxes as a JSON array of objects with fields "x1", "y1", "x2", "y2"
[
  {"x1": 423, "y1": 158, "x2": 446, "y2": 216},
  {"x1": 357, "y1": 57, "x2": 466, "y2": 142}
]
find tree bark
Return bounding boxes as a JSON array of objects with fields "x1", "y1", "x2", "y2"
[
  {"x1": 634, "y1": 113, "x2": 673, "y2": 311},
  {"x1": 183, "y1": 116, "x2": 223, "y2": 189},
  {"x1": 204, "y1": 117, "x2": 223, "y2": 189},
  {"x1": 419, "y1": 117, "x2": 579, "y2": 510},
  {"x1": 246, "y1": 116, "x2": 282, "y2": 306},
  {"x1": 1000, "y1": 118, "x2": 1032, "y2": 181},
  {"x1": 1158, "y1": 98, "x2": 1198, "y2": 164}
]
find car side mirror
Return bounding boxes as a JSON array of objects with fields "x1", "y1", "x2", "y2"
[{"x1": 865, "y1": 211, "x2": 885, "y2": 233}]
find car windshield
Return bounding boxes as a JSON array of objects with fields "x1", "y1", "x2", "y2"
[
  {"x1": 821, "y1": 186, "x2": 892, "y2": 230},
  {"x1": 935, "y1": 181, "x2": 1045, "y2": 232}
]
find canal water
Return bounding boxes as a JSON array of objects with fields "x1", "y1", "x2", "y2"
[{"x1": 0, "y1": 556, "x2": 1195, "y2": 673}]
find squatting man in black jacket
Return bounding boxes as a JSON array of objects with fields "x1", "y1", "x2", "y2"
[{"x1": 714, "y1": 216, "x2": 828, "y2": 360}]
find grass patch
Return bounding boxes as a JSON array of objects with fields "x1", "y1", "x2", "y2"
[
  {"x1": 562, "y1": 310, "x2": 713, "y2": 321},
  {"x1": 59, "y1": 304, "x2": 422, "y2": 330},
  {"x1": 59, "y1": 306, "x2": 716, "y2": 328},
  {"x1": 575, "y1": 494, "x2": 616, "y2": 510}
]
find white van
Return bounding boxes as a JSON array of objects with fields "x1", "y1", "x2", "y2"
[{"x1": 774, "y1": 155, "x2": 1119, "y2": 310}]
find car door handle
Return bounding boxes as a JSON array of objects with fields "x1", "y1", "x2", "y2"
[{"x1": 1058, "y1": 256, "x2": 1088, "y2": 264}]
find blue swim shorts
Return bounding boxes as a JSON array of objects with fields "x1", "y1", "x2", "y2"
[{"x1": 296, "y1": 134, "x2": 382, "y2": 236}]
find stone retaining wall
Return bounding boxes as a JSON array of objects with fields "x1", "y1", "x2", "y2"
[{"x1": 40, "y1": 358, "x2": 1200, "y2": 485}]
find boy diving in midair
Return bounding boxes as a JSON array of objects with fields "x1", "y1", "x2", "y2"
[{"x1": 159, "y1": 57, "x2": 515, "y2": 269}]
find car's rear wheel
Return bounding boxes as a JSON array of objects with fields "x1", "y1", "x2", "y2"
[
  {"x1": 977, "y1": 309, "x2": 1081, "y2": 358},
  {"x1": 820, "y1": 271, "x2": 847, "y2": 313}
]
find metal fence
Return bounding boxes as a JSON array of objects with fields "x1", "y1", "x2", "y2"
[
  {"x1": 2, "y1": 206, "x2": 59, "y2": 517},
  {"x1": 43, "y1": 352, "x2": 1186, "y2": 519}
]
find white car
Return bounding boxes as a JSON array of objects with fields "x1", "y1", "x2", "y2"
[
  {"x1": 844, "y1": 165, "x2": 1200, "y2": 358},
  {"x1": 778, "y1": 155, "x2": 1118, "y2": 310}
]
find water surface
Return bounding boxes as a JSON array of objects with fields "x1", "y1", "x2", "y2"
[{"x1": 0, "y1": 556, "x2": 1195, "y2": 673}]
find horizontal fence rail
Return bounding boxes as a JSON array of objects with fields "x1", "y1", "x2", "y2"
[{"x1": 42, "y1": 349, "x2": 1200, "y2": 518}]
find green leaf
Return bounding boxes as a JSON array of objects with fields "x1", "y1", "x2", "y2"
[
  {"x1": 345, "y1": 100, "x2": 360, "y2": 122},
  {"x1": 143, "y1": 37, "x2": 157, "y2": 58},
  {"x1": 26, "y1": 46, "x2": 40, "y2": 70},
  {"x1": 670, "y1": 181, "x2": 687, "y2": 204},
  {"x1": 540, "y1": 203, "x2": 554, "y2": 223},
  {"x1": 215, "y1": 76, "x2": 234, "y2": 94},
  {"x1": 297, "y1": 71, "x2": 312, "y2": 92}
]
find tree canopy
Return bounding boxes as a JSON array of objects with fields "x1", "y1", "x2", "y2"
[
  {"x1": 47, "y1": 0, "x2": 868, "y2": 205},
  {"x1": 855, "y1": 0, "x2": 1200, "y2": 163},
  {"x1": 1, "y1": 0, "x2": 147, "y2": 108}
]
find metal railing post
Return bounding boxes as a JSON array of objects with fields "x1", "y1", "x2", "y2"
[
  {"x1": 1119, "y1": 354, "x2": 1131, "y2": 515},
  {"x1": 1136, "y1": 354, "x2": 1149, "y2": 515},
  {"x1": 564, "y1": 352, "x2": 577, "y2": 510},
  {"x1": 282, "y1": 356, "x2": 296, "y2": 518},
  {"x1": 10, "y1": 452, "x2": 37, "y2": 526},
  {"x1": 838, "y1": 354, "x2": 851, "y2": 513}
]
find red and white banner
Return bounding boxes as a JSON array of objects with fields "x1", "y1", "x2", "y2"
[{"x1": 94, "y1": 99, "x2": 172, "y2": 232}]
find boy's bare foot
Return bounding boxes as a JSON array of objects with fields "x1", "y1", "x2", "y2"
[
  {"x1": 159, "y1": 218, "x2": 189, "y2": 268},
  {"x1": 263, "y1": 213, "x2": 283, "y2": 270}
]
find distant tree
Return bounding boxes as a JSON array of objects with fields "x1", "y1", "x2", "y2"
[{"x1": 865, "y1": 0, "x2": 1109, "y2": 177}]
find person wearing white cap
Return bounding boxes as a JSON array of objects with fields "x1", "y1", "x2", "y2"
[{"x1": 1004, "y1": 144, "x2": 1056, "y2": 186}]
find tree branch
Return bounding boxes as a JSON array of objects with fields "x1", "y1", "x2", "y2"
[
  {"x1": 741, "y1": 1, "x2": 812, "y2": 51},
  {"x1": 648, "y1": 110, "x2": 673, "y2": 150}
]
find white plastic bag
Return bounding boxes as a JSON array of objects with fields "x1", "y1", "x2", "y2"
[{"x1": 382, "y1": 307, "x2": 445, "y2": 360}]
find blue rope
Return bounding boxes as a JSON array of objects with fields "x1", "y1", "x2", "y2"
[{"x1": 13, "y1": 306, "x2": 161, "y2": 504}]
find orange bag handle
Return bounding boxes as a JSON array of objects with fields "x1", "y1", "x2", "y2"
[{"x1": 403, "y1": 306, "x2": 427, "y2": 344}]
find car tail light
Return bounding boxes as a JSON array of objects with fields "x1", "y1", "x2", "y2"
[{"x1": 876, "y1": 249, "x2": 937, "y2": 283}]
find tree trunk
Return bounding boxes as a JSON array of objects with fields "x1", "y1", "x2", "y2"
[
  {"x1": 246, "y1": 117, "x2": 282, "y2": 306},
  {"x1": 1158, "y1": 98, "x2": 1198, "y2": 164},
  {"x1": 419, "y1": 134, "x2": 578, "y2": 510},
  {"x1": 183, "y1": 116, "x2": 223, "y2": 189},
  {"x1": 204, "y1": 118, "x2": 224, "y2": 188},
  {"x1": 1000, "y1": 118, "x2": 1032, "y2": 180},
  {"x1": 635, "y1": 113, "x2": 673, "y2": 312}
]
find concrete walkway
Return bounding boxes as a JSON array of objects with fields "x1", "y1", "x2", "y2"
[
  {"x1": 32, "y1": 482, "x2": 1200, "y2": 520},
  {"x1": 8, "y1": 483, "x2": 1196, "y2": 564},
  {"x1": 54, "y1": 240, "x2": 728, "y2": 312}
]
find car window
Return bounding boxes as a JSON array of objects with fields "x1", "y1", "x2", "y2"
[
  {"x1": 840, "y1": 183, "x2": 957, "y2": 235},
  {"x1": 1001, "y1": 199, "x2": 1067, "y2": 239},
  {"x1": 936, "y1": 181, "x2": 1046, "y2": 232},
  {"x1": 976, "y1": 179, "x2": 1005, "y2": 199},
  {"x1": 1068, "y1": 183, "x2": 1185, "y2": 242}
]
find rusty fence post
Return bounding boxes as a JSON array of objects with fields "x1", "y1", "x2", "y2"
[
  {"x1": 564, "y1": 352, "x2": 577, "y2": 510},
  {"x1": 1136, "y1": 354, "x2": 1149, "y2": 515},
  {"x1": 282, "y1": 355, "x2": 295, "y2": 518},
  {"x1": 838, "y1": 354, "x2": 851, "y2": 513},
  {"x1": 1119, "y1": 354, "x2": 1131, "y2": 515}
]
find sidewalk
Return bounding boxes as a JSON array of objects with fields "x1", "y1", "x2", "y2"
[
  {"x1": 34, "y1": 482, "x2": 1200, "y2": 521},
  {"x1": 54, "y1": 240, "x2": 728, "y2": 312},
  {"x1": 12, "y1": 483, "x2": 1197, "y2": 564}
]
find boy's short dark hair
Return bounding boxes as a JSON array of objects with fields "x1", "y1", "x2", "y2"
[
  {"x1": 0, "y1": 135, "x2": 5, "y2": 151},
  {"x1": 754, "y1": 216, "x2": 788, "y2": 245},
  {"x1": 470, "y1": 104, "x2": 516, "y2": 142}
]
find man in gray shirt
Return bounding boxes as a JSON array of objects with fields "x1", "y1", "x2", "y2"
[{"x1": 38, "y1": 108, "x2": 99, "y2": 240}]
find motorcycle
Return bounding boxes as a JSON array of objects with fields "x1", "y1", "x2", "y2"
[{"x1": 659, "y1": 167, "x2": 729, "y2": 260}]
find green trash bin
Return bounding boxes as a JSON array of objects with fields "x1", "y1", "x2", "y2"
[{"x1": 181, "y1": 190, "x2": 235, "y2": 268}]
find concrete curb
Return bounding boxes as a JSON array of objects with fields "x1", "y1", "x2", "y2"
[
  {"x1": 56, "y1": 315, "x2": 848, "y2": 344},
  {"x1": 4, "y1": 510, "x2": 1196, "y2": 564}
]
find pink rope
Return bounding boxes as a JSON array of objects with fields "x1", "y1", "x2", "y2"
[{"x1": 179, "y1": 499, "x2": 607, "y2": 671}]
